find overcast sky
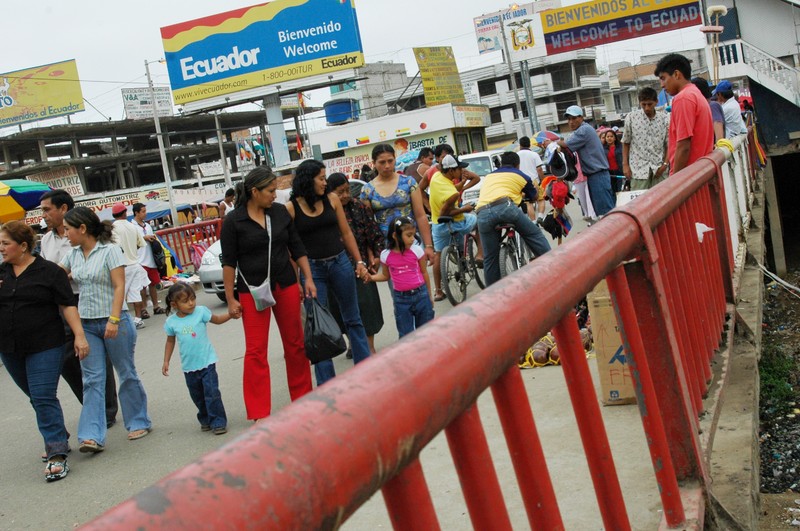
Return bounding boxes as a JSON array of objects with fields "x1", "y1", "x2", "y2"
[{"x1": 1, "y1": 0, "x2": 705, "y2": 132}]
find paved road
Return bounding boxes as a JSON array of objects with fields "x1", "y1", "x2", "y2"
[{"x1": 0, "y1": 201, "x2": 662, "y2": 529}]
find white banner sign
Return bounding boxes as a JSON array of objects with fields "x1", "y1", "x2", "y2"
[
  {"x1": 122, "y1": 87, "x2": 173, "y2": 120},
  {"x1": 28, "y1": 165, "x2": 85, "y2": 197}
]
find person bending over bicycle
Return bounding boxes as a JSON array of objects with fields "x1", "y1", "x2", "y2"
[
  {"x1": 475, "y1": 151, "x2": 551, "y2": 286},
  {"x1": 428, "y1": 155, "x2": 483, "y2": 301}
]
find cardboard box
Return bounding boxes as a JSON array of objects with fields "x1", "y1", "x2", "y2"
[{"x1": 587, "y1": 280, "x2": 637, "y2": 406}]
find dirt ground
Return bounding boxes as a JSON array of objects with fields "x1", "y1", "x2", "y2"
[{"x1": 758, "y1": 268, "x2": 800, "y2": 529}]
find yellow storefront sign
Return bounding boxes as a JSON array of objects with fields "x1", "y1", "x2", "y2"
[{"x1": 0, "y1": 60, "x2": 84, "y2": 128}]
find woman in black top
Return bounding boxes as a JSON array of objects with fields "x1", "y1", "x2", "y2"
[
  {"x1": 0, "y1": 221, "x2": 89, "y2": 482},
  {"x1": 220, "y1": 167, "x2": 315, "y2": 420},
  {"x1": 286, "y1": 159, "x2": 371, "y2": 386}
]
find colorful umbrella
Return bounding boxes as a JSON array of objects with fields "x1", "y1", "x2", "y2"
[
  {"x1": 0, "y1": 179, "x2": 52, "y2": 223},
  {"x1": 535, "y1": 130, "x2": 561, "y2": 144}
]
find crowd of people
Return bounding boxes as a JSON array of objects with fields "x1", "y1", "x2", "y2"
[{"x1": 2, "y1": 53, "x2": 749, "y2": 484}]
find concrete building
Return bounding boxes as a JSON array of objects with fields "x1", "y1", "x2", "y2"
[
  {"x1": 383, "y1": 50, "x2": 605, "y2": 148},
  {"x1": 326, "y1": 62, "x2": 410, "y2": 123}
]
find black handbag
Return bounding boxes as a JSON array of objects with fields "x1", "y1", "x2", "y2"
[{"x1": 304, "y1": 297, "x2": 347, "y2": 364}]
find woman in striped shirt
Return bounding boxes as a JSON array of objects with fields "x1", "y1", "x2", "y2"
[{"x1": 61, "y1": 207, "x2": 151, "y2": 453}]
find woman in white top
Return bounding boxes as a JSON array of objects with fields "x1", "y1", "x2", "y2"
[{"x1": 61, "y1": 207, "x2": 151, "y2": 453}]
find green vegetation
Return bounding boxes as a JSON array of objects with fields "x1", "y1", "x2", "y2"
[{"x1": 759, "y1": 342, "x2": 798, "y2": 417}]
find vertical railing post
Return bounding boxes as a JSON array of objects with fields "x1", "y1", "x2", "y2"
[
  {"x1": 705, "y1": 159, "x2": 736, "y2": 303},
  {"x1": 622, "y1": 256, "x2": 706, "y2": 481},
  {"x1": 381, "y1": 459, "x2": 441, "y2": 531}
]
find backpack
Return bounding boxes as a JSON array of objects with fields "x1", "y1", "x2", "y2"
[{"x1": 547, "y1": 146, "x2": 579, "y2": 182}]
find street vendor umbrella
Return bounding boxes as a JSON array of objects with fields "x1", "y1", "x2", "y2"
[
  {"x1": 535, "y1": 130, "x2": 561, "y2": 144},
  {"x1": 0, "y1": 179, "x2": 51, "y2": 223}
]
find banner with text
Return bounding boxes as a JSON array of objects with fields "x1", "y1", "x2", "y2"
[
  {"x1": 25, "y1": 188, "x2": 168, "y2": 226},
  {"x1": 413, "y1": 47, "x2": 466, "y2": 107},
  {"x1": 0, "y1": 59, "x2": 84, "y2": 129},
  {"x1": 161, "y1": 0, "x2": 365, "y2": 105},
  {"x1": 27, "y1": 166, "x2": 85, "y2": 197},
  {"x1": 324, "y1": 130, "x2": 452, "y2": 176},
  {"x1": 541, "y1": 0, "x2": 702, "y2": 55},
  {"x1": 122, "y1": 87, "x2": 173, "y2": 120}
]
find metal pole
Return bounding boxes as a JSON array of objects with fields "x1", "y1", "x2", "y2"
[
  {"x1": 145, "y1": 59, "x2": 180, "y2": 225},
  {"x1": 520, "y1": 59, "x2": 539, "y2": 133},
  {"x1": 214, "y1": 111, "x2": 233, "y2": 188},
  {"x1": 499, "y1": 13, "x2": 526, "y2": 138}
]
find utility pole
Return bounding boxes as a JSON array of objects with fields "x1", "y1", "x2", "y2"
[
  {"x1": 145, "y1": 59, "x2": 179, "y2": 225},
  {"x1": 499, "y1": 11, "x2": 526, "y2": 138}
]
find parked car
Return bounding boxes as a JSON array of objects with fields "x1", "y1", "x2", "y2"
[
  {"x1": 459, "y1": 149, "x2": 504, "y2": 205},
  {"x1": 198, "y1": 239, "x2": 228, "y2": 301}
]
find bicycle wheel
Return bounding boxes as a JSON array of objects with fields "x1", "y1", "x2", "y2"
[
  {"x1": 441, "y1": 244, "x2": 467, "y2": 305},
  {"x1": 466, "y1": 233, "x2": 485, "y2": 289},
  {"x1": 499, "y1": 238, "x2": 520, "y2": 279}
]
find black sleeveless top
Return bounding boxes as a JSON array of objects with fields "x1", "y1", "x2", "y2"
[{"x1": 291, "y1": 196, "x2": 344, "y2": 259}]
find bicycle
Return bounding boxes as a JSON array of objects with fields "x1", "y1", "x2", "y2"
[
  {"x1": 496, "y1": 224, "x2": 533, "y2": 279},
  {"x1": 438, "y1": 215, "x2": 485, "y2": 305}
]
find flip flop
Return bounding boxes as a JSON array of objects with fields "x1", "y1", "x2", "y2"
[
  {"x1": 79, "y1": 440, "x2": 105, "y2": 453},
  {"x1": 45, "y1": 459, "x2": 69, "y2": 482},
  {"x1": 128, "y1": 428, "x2": 151, "y2": 441},
  {"x1": 434, "y1": 290, "x2": 446, "y2": 302},
  {"x1": 153, "y1": 306, "x2": 166, "y2": 315}
]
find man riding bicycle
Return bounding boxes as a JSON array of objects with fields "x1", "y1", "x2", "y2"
[
  {"x1": 475, "y1": 151, "x2": 551, "y2": 286},
  {"x1": 429, "y1": 154, "x2": 482, "y2": 302}
]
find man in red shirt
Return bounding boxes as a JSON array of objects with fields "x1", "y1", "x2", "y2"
[{"x1": 653, "y1": 53, "x2": 714, "y2": 174}]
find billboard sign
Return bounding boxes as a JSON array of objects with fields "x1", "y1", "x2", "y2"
[
  {"x1": 0, "y1": 60, "x2": 84, "y2": 129},
  {"x1": 413, "y1": 47, "x2": 466, "y2": 107},
  {"x1": 122, "y1": 87, "x2": 173, "y2": 120},
  {"x1": 27, "y1": 166, "x2": 85, "y2": 197},
  {"x1": 473, "y1": 2, "x2": 560, "y2": 56},
  {"x1": 541, "y1": 0, "x2": 702, "y2": 55},
  {"x1": 161, "y1": 0, "x2": 365, "y2": 105}
]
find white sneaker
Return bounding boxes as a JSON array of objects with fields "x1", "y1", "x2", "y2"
[{"x1": 135, "y1": 320, "x2": 145, "y2": 330}]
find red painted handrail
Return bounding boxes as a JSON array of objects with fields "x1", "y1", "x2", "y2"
[{"x1": 156, "y1": 219, "x2": 222, "y2": 271}]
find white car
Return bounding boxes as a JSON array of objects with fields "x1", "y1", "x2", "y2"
[
  {"x1": 198, "y1": 239, "x2": 228, "y2": 301},
  {"x1": 459, "y1": 149, "x2": 505, "y2": 205}
]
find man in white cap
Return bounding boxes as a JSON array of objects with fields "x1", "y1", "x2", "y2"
[
  {"x1": 428, "y1": 154, "x2": 482, "y2": 301},
  {"x1": 558, "y1": 105, "x2": 616, "y2": 216}
]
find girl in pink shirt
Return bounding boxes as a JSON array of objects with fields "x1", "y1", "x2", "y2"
[{"x1": 370, "y1": 217, "x2": 434, "y2": 337}]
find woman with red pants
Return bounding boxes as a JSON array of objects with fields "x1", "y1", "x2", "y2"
[{"x1": 220, "y1": 167, "x2": 316, "y2": 420}]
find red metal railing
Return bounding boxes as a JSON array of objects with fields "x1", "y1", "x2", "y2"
[
  {"x1": 156, "y1": 219, "x2": 222, "y2": 272},
  {"x1": 83, "y1": 138, "x2": 755, "y2": 529}
]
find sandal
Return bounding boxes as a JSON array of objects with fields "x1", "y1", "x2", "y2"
[
  {"x1": 128, "y1": 428, "x2": 151, "y2": 440},
  {"x1": 153, "y1": 306, "x2": 166, "y2": 315},
  {"x1": 434, "y1": 290, "x2": 446, "y2": 302},
  {"x1": 79, "y1": 440, "x2": 105, "y2": 453},
  {"x1": 140, "y1": 309, "x2": 151, "y2": 319},
  {"x1": 45, "y1": 459, "x2": 69, "y2": 482}
]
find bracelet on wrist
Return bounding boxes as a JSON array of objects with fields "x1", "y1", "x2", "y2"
[
  {"x1": 108, "y1": 316, "x2": 120, "y2": 325},
  {"x1": 356, "y1": 261, "x2": 367, "y2": 266},
  {"x1": 425, "y1": 244, "x2": 434, "y2": 248}
]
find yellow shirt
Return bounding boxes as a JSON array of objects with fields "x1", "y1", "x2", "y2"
[
  {"x1": 429, "y1": 172, "x2": 464, "y2": 224},
  {"x1": 475, "y1": 168, "x2": 537, "y2": 208}
]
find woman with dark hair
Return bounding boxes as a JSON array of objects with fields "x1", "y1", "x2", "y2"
[
  {"x1": 287, "y1": 160, "x2": 371, "y2": 385},
  {"x1": 61, "y1": 207, "x2": 151, "y2": 453},
  {"x1": 604, "y1": 130, "x2": 625, "y2": 192},
  {"x1": 360, "y1": 143, "x2": 435, "y2": 261},
  {"x1": 220, "y1": 167, "x2": 314, "y2": 419},
  {"x1": 326, "y1": 172, "x2": 385, "y2": 354},
  {"x1": 1, "y1": 221, "x2": 88, "y2": 481}
]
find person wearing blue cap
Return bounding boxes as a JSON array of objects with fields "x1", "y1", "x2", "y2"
[
  {"x1": 558, "y1": 105, "x2": 616, "y2": 216},
  {"x1": 712, "y1": 80, "x2": 747, "y2": 138}
]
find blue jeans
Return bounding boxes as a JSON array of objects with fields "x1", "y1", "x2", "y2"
[
  {"x1": 393, "y1": 286, "x2": 435, "y2": 338},
  {"x1": 184, "y1": 363, "x2": 227, "y2": 429},
  {"x1": 1, "y1": 346, "x2": 69, "y2": 459},
  {"x1": 476, "y1": 200, "x2": 551, "y2": 286},
  {"x1": 587, "y1": 169, "x2": 617, "y2": 216},
  {"x1": 304, "y1": 251, "x2": 371, "y2": 386},
  {"x1": 80, "y1": 312, "x2": 150, "y2": 445}
]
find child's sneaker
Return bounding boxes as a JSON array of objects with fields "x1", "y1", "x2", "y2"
[
  {"x1": 212, "y1": 427, "x2": 228, "y2": 435},
  {"x1": 135, "y1": 320, "x2": 145, "y2": 330}
]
